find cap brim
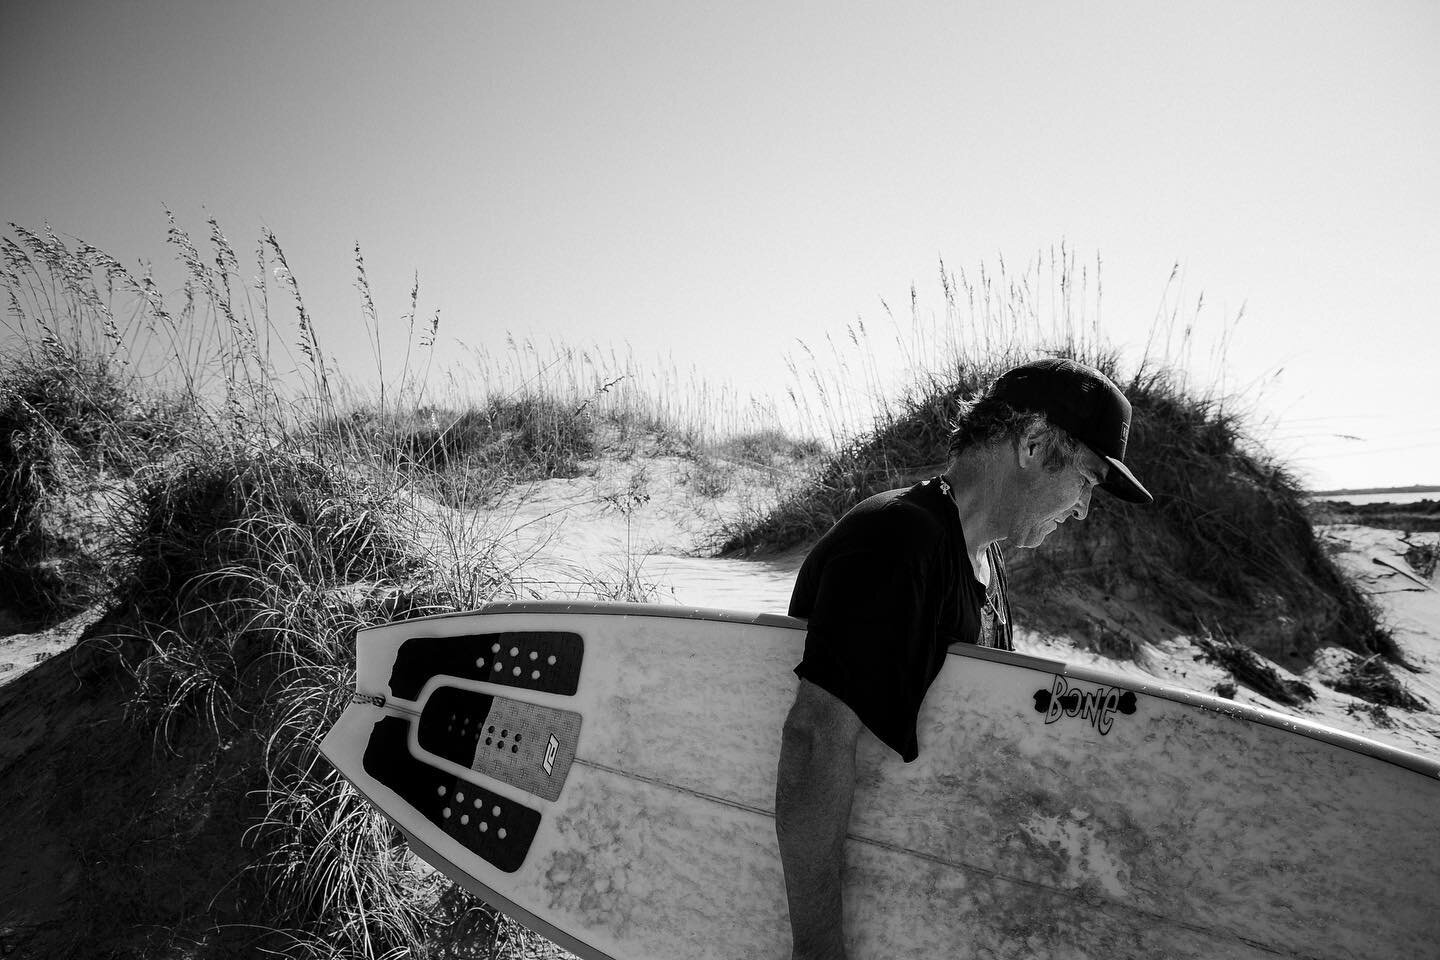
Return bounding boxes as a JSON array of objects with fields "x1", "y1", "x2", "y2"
[{"x1": 1099, "y1": 456, "x2": 1153, "y2": 504}]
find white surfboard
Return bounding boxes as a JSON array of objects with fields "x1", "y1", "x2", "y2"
[{"x1": 319, "y1": 600, "x2": 1440, "y2": 960}]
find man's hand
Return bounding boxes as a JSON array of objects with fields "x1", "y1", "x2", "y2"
[{"x1": 775, "y1": 680, "x2": 864, "y2": 960}]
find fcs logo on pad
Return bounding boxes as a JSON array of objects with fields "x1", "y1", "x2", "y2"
[
  {"x1": 543, "y1": 734, "x2": 559, "y2": 775},
  {"x1": 1033, "y1": 676, "x2": 1137, "y2": 736}
]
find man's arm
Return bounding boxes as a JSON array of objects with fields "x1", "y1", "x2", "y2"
[{"x1": 775, "y1": 679, "x2": 865, "y2": 960}]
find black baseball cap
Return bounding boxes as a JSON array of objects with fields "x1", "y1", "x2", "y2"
[{"x1": 990, "y1": 358, "x2": 1153, "y2": 504}]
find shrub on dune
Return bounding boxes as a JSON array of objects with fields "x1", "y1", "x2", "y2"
[
  {"x1": 718, "y1": 348, "x2": 1406, "y2": 702},
  {"x1": 0, "y1": 351, "x2": 164, "y2": 618},
  {"x1": 316, "y1": 396, "x2": 598, "y2": 510},
  {"x1": 109, "y1": 437, "x2": 475, "y2": 954}
]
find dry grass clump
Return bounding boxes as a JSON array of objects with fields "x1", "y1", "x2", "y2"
[
  {"x1": 682, "y1": 455, "x2": 735, "y2": 499},
  {"x1": 404, "y1": 399, "x2": 595, "y2": 477},
  {"x1": 1402, "y1": 535, "x2": 1438, "y2": 580},
  {"x1": 115, "y1": 444, "x2": 420, "y2": 734},
  {"x1": 1331, "y1": 655, "x2": 1427, "y2": 711},
  {"x1": 1195, "y1": 631, "x2": 1316, "y2": 707},
  {"x1": 120, "y1": 446, "x2": 415, "y2": 619},
  {"x1": 0, "y1": 350, "x2": 190, "y2": 619},
  {"x1": 322, "y1": 398, "x2": 599, "y2": 511},
  {"x1": 713, "y1": 428, "x2": 824, "y2": 466},
  {"x1": 0, "y1": 375, "x2": 97, "y2": 616},
  {"x1": 681, "y1": 429, "x2": 826, "y2": 502}
]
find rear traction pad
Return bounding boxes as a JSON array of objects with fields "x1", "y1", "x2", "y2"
[{"x1": 363, "y1": 715, "x2": 541, "y2": 873}]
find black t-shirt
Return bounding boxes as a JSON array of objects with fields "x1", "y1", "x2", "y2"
[{"x1": 788, "y1": 476, "x2": 1012, "y2": 762}]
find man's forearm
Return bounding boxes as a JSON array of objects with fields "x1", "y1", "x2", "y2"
[{"x1": 775, "y1": 710, "x2": 859, "y2": 959}]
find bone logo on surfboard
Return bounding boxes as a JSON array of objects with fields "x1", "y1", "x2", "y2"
[
  {"x1": 543, "y1": 734, "x2": 559, "y2": 775},
  {"x1": 1033, "y1": 676, "x2": 1137, "y2": 735}
]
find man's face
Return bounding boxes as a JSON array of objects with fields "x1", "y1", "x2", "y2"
[{"x1": 1009, "y1": 443, "x2": 1109, "y2": 548}]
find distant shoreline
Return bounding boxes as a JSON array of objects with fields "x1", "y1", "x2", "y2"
[
  {"x1": 1307, "y1": 491, "x2": 1440, "y2": 531},
  {"x1": 1310, "y1": 485, "x2": 1440, "y2": 497}
]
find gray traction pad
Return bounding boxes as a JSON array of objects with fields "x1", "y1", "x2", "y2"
[{"x1": 418, "y1": 685, "x2": 581, "y2": 802}]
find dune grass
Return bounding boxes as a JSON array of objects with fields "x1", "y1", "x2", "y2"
[{"x1": 0, "y1": 217, "x2": 710, "y2": 957}]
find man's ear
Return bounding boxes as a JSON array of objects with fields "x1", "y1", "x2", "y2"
[{"x1": 1016, "y1": 423, "x2": 1047, "y2": 468}]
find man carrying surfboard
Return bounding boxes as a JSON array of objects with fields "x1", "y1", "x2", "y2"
[{"x1": 775, "y1": 358, "x2": 1152, "y2": 959}]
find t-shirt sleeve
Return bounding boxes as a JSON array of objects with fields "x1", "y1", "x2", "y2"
[{"x1": 794, "y1": 515, "x2": 939, "y2": 762}]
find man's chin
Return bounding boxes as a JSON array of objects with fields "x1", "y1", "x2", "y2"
[{"x1": 1025, "y1": 520, "x2": 1060, "y2": 548}]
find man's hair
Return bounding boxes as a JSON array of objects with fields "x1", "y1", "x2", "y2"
[{"x1": 947, "y1": 391, "x2": 1083, "y2": 472}]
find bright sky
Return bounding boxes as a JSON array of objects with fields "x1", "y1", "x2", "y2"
[{"x1": 3, "y1": 0, "x2": 1436, "y2": 490}]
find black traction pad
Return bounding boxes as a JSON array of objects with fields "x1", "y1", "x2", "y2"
[
  {"x1": 362, "y1": 716, "x2": 541, "y2": 873},
  {"x1": 387, "y1": 630, "x2": 583, "y2": 702},
  {"x1": 417, "y1": 685, "x2": 581, "y2": 802}
]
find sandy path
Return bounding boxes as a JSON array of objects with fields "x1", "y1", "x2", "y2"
[{"x1": 467, "y1": 454, "x2": 803, "y2": 611}]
